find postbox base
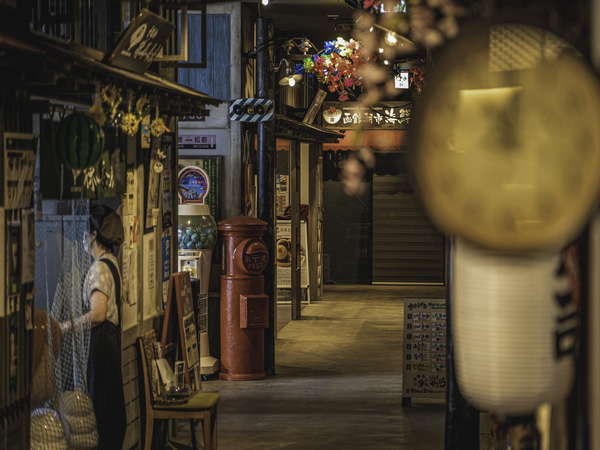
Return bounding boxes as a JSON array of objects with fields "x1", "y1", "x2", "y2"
[{"x1": 219, "y1": 371, "x2": 266, "y2": 381}]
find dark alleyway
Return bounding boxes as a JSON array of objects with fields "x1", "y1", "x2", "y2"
[{"x1": 196, "y1": 285, "x2": 445, "y2": 450}]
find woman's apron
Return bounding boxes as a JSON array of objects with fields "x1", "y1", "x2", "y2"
[{"x1": 87, "y1": 258, "x2": 126, "y2": 450}]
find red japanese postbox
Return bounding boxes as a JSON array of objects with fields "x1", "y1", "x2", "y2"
[{"x1": 218, "y1": 217, "x2": 270, "y2": 381}]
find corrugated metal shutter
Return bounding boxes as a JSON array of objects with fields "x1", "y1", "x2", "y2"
[
  {"x1": 178, "y1": 14, "x2": 231, "y2": 101},
  {"x1": 372, "y1": 174, "x2": 445, "y2": 284}
]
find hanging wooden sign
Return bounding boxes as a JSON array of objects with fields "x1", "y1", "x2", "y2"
[
  {"x1": 106, "y1": 9, "x2": 174, "y2": 74},
  {"x1": 303, "y1": 89, "x2": 327, "y2": 125},
  {"x1": 322, "y1": 101, "x2": 412, "y2": 130}
]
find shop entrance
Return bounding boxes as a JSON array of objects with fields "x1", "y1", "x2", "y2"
[{"x1": 322, "y1": 130, "x2": 446, "y2": 285}]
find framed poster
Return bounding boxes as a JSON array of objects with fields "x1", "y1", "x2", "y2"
[
  {"x1": 2, "y1": 133, "x2": 36, "y2": 209},
  {"x1": 275, "y1": 175, "x2": 289, "y2": 218},
  {"x1": 402, "y1": 299, "x2": 447, "y2": 402},
  {"x1": 276, "y1": 220, "x2": 309, "y2": 289},
  {"x1": 177, "y1": 157, "x2": 222, "y2": 221},
  {"x1": 6, "y1": 214, "x2": 21, "y2": 297},
  {"x1": 162, "y1": 273, "x2": 200, "y2": 389},
  {"x1": 142, "y1": 232, "x2": 158, "y2": 320}
]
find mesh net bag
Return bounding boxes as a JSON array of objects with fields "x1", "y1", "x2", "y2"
[{"x1": 32, "y1": 199, "x2": 98, "y2": 449}]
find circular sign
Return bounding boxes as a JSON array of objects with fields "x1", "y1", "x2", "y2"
[
  {"x1": 323, "y1": 106, "x2": 343, "y2": 125},
  {"x1": 234, "y1": 239, "x2": 269, "y2": 275},
  {"x1": 178, "y1": 166, "x2": 210, "y2": 204}
]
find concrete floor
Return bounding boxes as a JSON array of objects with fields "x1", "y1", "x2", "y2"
[{"x1": 191, "y1": 285, "x2": 446, "y2": 449}]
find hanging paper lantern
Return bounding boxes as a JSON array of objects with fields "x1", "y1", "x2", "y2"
[
  {"x1": 453, "y1": 239, "x2": 575, "y2": 415},
  {"x1": 56, "y1": 113, "x2": 104, "y2": 170}
]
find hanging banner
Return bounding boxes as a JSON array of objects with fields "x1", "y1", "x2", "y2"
[
  {"x1": 322, "y1": 101, "x2": 412, "y2": 130},
  {"x1": 121, "y1": 245, "x2": 138, "y2": 330},
  {"x1": 122, "y1": 213, "x2": 139, "y2": 330},
  {"x1": 142, "y1": 232, "x2": 158, "y2": 320}
]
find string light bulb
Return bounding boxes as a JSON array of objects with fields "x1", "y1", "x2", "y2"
[
  {"x1": 385, "y1": 32, "x2": 398, "y2": 46},
  {"x1": 378, "y1": 48, "x2": 384, "y2": 54},
  {"x1": 261, "y1": 0, "x2": 269, "y2": 5},
  {"x1": 384, "y1": 60, "x2": 390, "y2": 65}
]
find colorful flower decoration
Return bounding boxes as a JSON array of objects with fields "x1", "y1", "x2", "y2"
[
  {"x1": 301, "y1": 37, "x2": 365, "y2": 101},
  {"x1": 362, "y1": 0, "x2": 406, "y2": 14},
  {"x1": 409, "y1": 66, "x2": 425, "y2": 93}
]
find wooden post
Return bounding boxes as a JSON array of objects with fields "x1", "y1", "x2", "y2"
[
  {"x1": 308, "y1": 143, "x2": 319, "y2": 303},
  {"x1": 290, "y1": 140, "x2": 302, "y2": 320},
  {"x1": 256, "y1": 16, "x2": 276, "y2": 374}
]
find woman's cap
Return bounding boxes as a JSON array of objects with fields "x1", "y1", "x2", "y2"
[{"x1": 90, "y1": 205, "x2": 124, "y2": 248}]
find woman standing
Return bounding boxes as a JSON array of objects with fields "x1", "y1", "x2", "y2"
[{"x1": 63, "y1": 204, "x2": 126, "y2": 449}]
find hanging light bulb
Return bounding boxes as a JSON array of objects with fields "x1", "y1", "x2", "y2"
[
  {"x1": 385, "y1": 32, "x2": 398, "y2": 46},
  {"x1": 378, "y1": 48, "x2": 384, "y2": 54},
  {"x1": 369, "y1": 26, "x2": 374, "y2": 32},
  {"x1": 383, "y1": 60, "x2": 390, "y2": 66},
  {"x1": 261, "y1": 0, "x2": 269, "y2": 5},
  {"x1": 277, "y1": 59, "x2": 302, "y2": 87}
]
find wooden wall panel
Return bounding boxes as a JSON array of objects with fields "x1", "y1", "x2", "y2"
[{"x1": 178, "y1": 14, "x2": 231, "y2": 101}]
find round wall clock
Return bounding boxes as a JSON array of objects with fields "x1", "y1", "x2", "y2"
[{"x1": 412, "y1": 24, "x2": 600, "y2": 251}]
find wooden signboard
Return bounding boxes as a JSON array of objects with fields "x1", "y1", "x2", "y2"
[
  {"x1": 322, "y1": 101, "x2": 412, "y2": 130},
  {"x1": 161, "y1": 272, "x2": 201, "y2": 390},
  {"x1": 106, "y1": 9, "x2": 174, "y2": 74},
  {"x1": 402, "y1": 299, "x2": 447, "y2": 405}
]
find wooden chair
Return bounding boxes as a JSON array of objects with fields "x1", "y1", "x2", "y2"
[{"x1": 138, "y1": 334, "x2": 220, "y2": 450}]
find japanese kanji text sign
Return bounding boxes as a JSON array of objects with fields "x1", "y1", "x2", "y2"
[
  {"x1": 322, "y1": 101, "x2": 412, "y2": 130},
  {"x1": 403, "y1": 299, "x2": 447, "y2": 400}
]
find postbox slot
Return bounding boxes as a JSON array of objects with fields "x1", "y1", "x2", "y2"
[{"x1": 240, "y1": 294, "x2": 269, "y2": 329}]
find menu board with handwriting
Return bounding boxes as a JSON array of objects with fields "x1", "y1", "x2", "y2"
[{"x1": 402, "y1": 299, "x2": 447, "y2": 401}]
